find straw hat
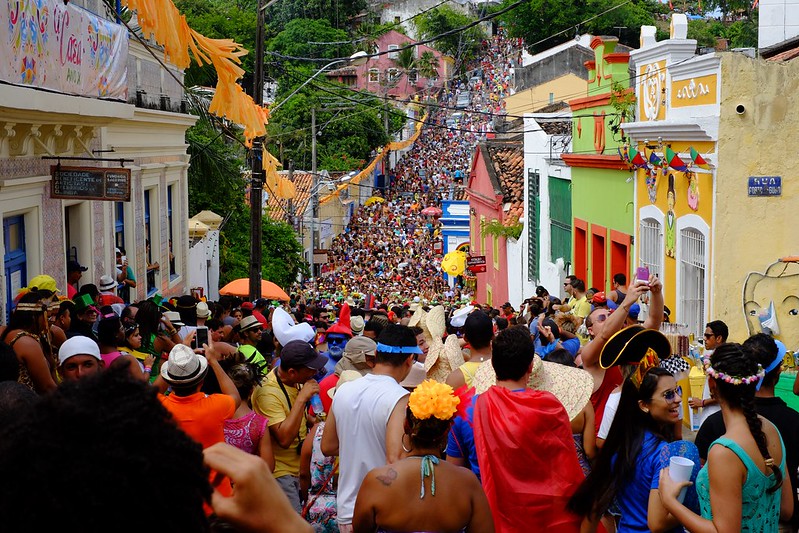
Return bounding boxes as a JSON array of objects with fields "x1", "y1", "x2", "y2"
[
  {"x1": 328, "y1": 370, "x2": 363, "y2": 399},
  {"x1": 160, "y1": 344, "x2": 208, "y2": 388},
  {"x1": 400, "y1": 361, "x2": 427, "y2": 389},
  {"x1": 450, "y1": 305, "x2": 474, "y2": 328},
  {"x1": 472, "y1": 356, "x2": 593, "y2": 421},
  {"x1": 425, "y1": 334, "x2": 465, "y2": 383}
]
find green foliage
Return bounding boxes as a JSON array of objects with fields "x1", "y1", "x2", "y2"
[
  {"x1": 481, "y1": 219, "x2": 523, "y2": 241},
  {"x1": 501, "y1": 0, "x2": 664, "y2": 53},
  {"x1": 175, "y1": 0, "x2": 257, "y2": 87},
  {"x1": 686, "y1": 16, "x2": 757, "y2": 49},
  {"x1": 417, "y1": 51, "x2": 440, "y2": 80},
  {"x1": 413, "y1": 6, "x2": 485, "y2": 67},
  {"x1": 609, "y1": 81, "x2": 635, "y2": 143},
  {"x1": 687, "y1": 19, "x2": 726, "y2": 48},
  {"x1": 262, "y1": 0, "x2": 367, "y2": 34},
  {"x1": 725, "y1": 18, "x2": 758, "y2": 48},
  {"x1": 268, "y1": 18, "x2": 352, "y2": 63}
]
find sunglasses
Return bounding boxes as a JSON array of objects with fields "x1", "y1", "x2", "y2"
[
  {"x1": 594, "y1": 314, "x2": 609, "y2": 323},
  {"x1": 703, "y1": 333, "x2": 714, "y2": 339},
  {"x1": 660, "y1": 386, "x2": 682, "y2": 402}
]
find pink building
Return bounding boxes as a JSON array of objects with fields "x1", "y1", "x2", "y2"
[
  {"x1": 466, "y1": 141, "x2": 524, "y2": 307},
  {"x1": 327, "y1": 30, "x2": 450, "y2": 100}
]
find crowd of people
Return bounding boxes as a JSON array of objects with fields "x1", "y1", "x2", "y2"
[{"x1": 0, "y1": 28, "x2": 797, "y2": 533}]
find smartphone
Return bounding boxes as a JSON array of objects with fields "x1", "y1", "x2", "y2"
[
  {"x1": 636, "y1": 266, "x2": 650, "y2": 282},
  {"x1": 121, "y1": 255, "x2": 127, "y2": 263},
  {"x1": 194, "y1": 326, "x2": 208, "y2": 349}
]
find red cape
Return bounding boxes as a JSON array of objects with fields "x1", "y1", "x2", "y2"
[{"x1": 474, "y1": 386, "x2": 583, "y2": 533}]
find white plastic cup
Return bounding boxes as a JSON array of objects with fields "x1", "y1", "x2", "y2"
[{"x1": 669, "y1": 456, "x2": 695, "y2": 503}]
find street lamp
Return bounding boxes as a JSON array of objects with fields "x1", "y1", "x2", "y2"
[{"x1": 271, "y1": 51, "x2": 369, "y2": 113}]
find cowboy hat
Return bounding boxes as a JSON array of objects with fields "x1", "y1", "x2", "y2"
[{"x1": 472, "y1": 356, "x2": 593, "y2": 421}]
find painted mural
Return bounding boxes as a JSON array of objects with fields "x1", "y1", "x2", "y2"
[{"x1": 743, "y1": 257, "x2": 799, "y2": 351}]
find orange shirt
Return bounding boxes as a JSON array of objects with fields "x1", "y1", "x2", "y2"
[{"x1": 160, "y1": 392, "x2": 236, "y2": 503}]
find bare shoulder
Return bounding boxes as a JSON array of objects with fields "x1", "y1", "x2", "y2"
[{"x1": 367, "y1": 464, "x2": 401, "y2": 488}]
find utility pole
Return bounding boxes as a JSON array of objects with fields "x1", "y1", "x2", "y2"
[
  {"x1": 248, "y1": 0, "x2": 266, "y2": 300},
  {"x1": 310, "y1": 107, "x2": 317, "y2": 277}
]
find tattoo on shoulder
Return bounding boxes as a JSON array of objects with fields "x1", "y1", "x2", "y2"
[{"x1": 376, "y1": 468, "x2": 398, "y2": 486}]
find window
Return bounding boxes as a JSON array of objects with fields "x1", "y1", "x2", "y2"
[
  {"x1": 144, "y1": 189, "x2": 158, "y2": 296},
  {"x1": 527, "y1": 170, "x2": 540, "y2": 281},
  {"x1": 480, "y1": 215, "x2": 486, "y2": 254},
  {"x1": 408, "y1": 70, "x2": 418, "y2": 84},
  {"x1": 591, "y1": 224, "x2": 607, "y2": 290},
  {"x1": 387, "y1": 44, "x2": 399, "y2": 59},
  {"x1": 115, "y1": 202, "x2": 125, "y2": 250},
  {"x1": 4, "y1": 216, "x2": 26, "y2": 320},
  {"x1": 387, "y1": 68, "x2": 400, "y2": 83},
  {"x1": 549, "y1": 92, "x2": 555, "y2": 105},
  {"x1": 549, "y1": 176, "x2": 571, "y2": 264},
  {"x1": 492, "y1": 234, "x2": 499, "y2": 270},
  {"x1": 168, "y1": 185, "x2": 178, "y2": 280},
  {"x1": 573, "y1": 219, "x2": 588, "y2": 281},
  {"x1": 679, "y1": 227, "x2": 706, "y2": 339},
  {"x1": 368, "y1": 69, "x2": 379, "y2": 83},
  {"x1": 639, "y1": 217, "x2": 663, "y2": 279}
]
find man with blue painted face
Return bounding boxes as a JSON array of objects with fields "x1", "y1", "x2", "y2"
[{"x1": 318, "y1": 304, "x2": 353, "y2": 379}]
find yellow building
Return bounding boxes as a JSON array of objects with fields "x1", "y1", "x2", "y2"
[{"x1": 624, "y1": 15, "x2": 799, "y2": 350}]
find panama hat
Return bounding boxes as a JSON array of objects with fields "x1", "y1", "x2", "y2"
[
  {"x1": 328, "y1": 369, "x2": 363, "y2": 399},
  {"x1": 599, "y1": 325, "x2": 672, "y2": 369},
  {"x1": 160, "y1": 344, "x2": 208, "y2": 388},
  {"x1": 472, "y1": 356, "x2": 593, "y2": 421}
]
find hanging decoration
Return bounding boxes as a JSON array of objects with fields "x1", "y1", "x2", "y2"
[
  {"x1": 664, "y1": 146, "x2": 688, "y2": 172},
  {"x1": 665, "y1": 173, "x2": 677, "y2": 258},
  {"x1": 689, "y1": 147, "x2": 713, "y2": 170},
  {"x1": 646, "y1": 150, "x2": 663, "y2": 204},
  {"x1": 122, "y1": 0, "x2": 269, "y2": 146},
  {"x1": 687, "y1": 171, "x2": 700, "y2": 211}
]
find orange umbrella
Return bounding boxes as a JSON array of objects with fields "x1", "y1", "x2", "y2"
[{"x1": 219, "y1": 278, "x2": 290, "y2": 300}]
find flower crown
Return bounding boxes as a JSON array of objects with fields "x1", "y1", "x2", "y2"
[
  {"x1": 703, "y1": 358, "x2": 765, "y2": 386},
  {"x1": 408, "y1": 380, "x2": 460, "y2": 421}
]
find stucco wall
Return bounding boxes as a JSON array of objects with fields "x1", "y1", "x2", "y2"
[
  {"x1": 712, "y1": 53, "x2": 799, "y2": 345},
  {"x1": 514, "y1": 46, "x2": 592, "y2": 93},
  {"x1": 506, "y1": 74, "x2": 586, "y2": 116}
]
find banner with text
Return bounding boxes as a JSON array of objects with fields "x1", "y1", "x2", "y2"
[{"x1": 1, "y1": 0, "x2": 128, "y2": 100}]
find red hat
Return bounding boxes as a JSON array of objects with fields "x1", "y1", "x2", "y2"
[
  {"x1": 591, "y1": 292, "x2": 607, "y2": 305},
  {"x1": 241, "y1": 301, "x2": 254, "y2": 310},
  {"x1": 325, "y1": 302, "x2": 353, "y2": 337}
]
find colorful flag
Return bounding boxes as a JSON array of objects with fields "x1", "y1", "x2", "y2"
[
  {"x1": 689, "y1": 147, "x2": 712, "y2": 170},
  {"x1": 630, "y1": 147, "x2": 648, "y2": 169},
  {"x1": 649, "y1": 150, "x2": 663, "y2": 167},
  {"x1": 664, "y1": 147, "x2": 688, "y2": 171}
]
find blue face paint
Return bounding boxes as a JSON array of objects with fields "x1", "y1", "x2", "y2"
[{"x1": 326, "y1": 334, "x2": 348, "y2": 360}]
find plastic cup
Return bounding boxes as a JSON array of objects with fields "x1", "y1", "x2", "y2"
[{"x1": 669, "y1": 456, "x2": 694, "y2": 503}]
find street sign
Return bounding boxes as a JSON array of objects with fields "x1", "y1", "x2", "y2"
[
  {"x1": 748, "y1": 176, "x2": 781, "y2": 197},
  {"x1": 51, "y1": 165, "x2": 131, "y2": 201},
  {"x1": 467, "y1": 255, "x2": 487, "y2": 273}
]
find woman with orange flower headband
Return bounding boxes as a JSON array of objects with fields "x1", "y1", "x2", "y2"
[{"x1": 352, "y1": 380, "x2": 494, "y2": 533}]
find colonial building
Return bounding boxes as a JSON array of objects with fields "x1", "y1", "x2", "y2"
[{"x1": 0, "y1": 0, "x2": 194, "y2": 316}]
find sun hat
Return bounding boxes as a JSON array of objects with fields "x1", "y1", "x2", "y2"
[
  {"x1": 160, "y1": 344, "x2": 208, "y2": 387},
  {"x1": 599, "y1": 325, "x2": 672, "y2": 369},
  {"x1": 272, "y1": 307, "x2": 315, "y2": 346},
  {"x1": 58, "y1": 336, "x2": 101, "y2": 366},
  {"x1": 163, "y1": 311, "x2": 185, "y2": 328},
  {"x1": 425, "y1": 334, "x2": 465, "y2": 383},
  {"x1": 281, "y1": 339, "x2": 328, "y2": 370},
  {"x1": 176, "y1": 295, "x2": 198, "y2": 310},
  {"x1": 335, "y1": 336, "x2": 377, "y2": 376},
  {"x1": 99, "y1": 275, "x2": 117, "y2": 292},
  {"x1": 196, "y1": 301, "x2": 211, "y2": 319},
  {"x1": 449, "y1": 305, "x2": 474, "y2": 328},
  {"x1": 328, "y1": 369, "x2": 363, "y2": 399},
  {"x1": 472, "y1": 356, "x2": 593, "y2": 421},
  {"x1": 400, "y1": 361, "x2": 427, "y2": 389},
  {"x1": 239, "y1": 315, "x2": 262, "y2": 333}
]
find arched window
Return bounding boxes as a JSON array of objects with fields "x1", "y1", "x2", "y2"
[{"x1": 676, "y1": 215, "x2": 709, "y2": 339}]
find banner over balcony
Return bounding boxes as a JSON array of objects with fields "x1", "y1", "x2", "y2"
[{"x1": 1, "y1": 0, "x2": 128, "y2": 100}]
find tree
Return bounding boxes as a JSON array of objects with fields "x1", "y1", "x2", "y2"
[
  {"x1": 268, "y1": 18, "x2": 353, "y2": 63},
  {"x1": 263, "y1": 0, "x2": 367, "y2": 34},
  {"x1": 500, "y1": 0, "x2": 664, "y2": 53},
  {"x1": 413, "y1": 6, "x2": 485, "y2": 68},
  {"x1": 416, "y1": 51, "x2": 440, "y2": 80}
]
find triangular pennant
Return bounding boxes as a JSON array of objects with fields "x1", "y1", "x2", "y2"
[
  {"x1": 689, "y1": 147, "x2": 712, "y2": 170},
  {"x1": 664, "y1": 147, "x2": 688, "y2": 172}
]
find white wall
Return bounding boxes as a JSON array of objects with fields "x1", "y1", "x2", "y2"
[{"x1": 759, "y1": 0, "x2": 799, "y2": 49}]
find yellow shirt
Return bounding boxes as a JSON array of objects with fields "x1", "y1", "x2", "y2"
[
  {"x1": 570, "y1": 295, "x2": 592, "y2": 319},
  {"x1": 252, "y1": 368, "x2": 308, "y2": 478},
  {"x1": 459, "y1": 361, "x2": 482, "y2": 388}
]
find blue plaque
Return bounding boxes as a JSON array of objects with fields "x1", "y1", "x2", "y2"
[{"x1": 748, "y1": 176, "x2": 781, "y2": 197}]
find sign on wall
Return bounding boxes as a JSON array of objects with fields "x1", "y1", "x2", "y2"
[
  {"x1": 1, "y1": 0, "x2": 128, "y2": 100},
  {"x1": 467, "y1": 255, "x2": 487, "y2": 273},
  {"x1": 748, "y1": 176, "x2": 781, "y2": 197},
  {"x1": 51, "y1": 165, "x2": 131, "y2": 201}
]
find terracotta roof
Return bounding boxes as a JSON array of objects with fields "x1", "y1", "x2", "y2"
[
  {"x1": 485, "y1": 141, "x2": 524, "y2": 226},
  {"x1": 538, "y1": 119, "x2": 572, "y2": 136},
  {"x1": 766, "y1": 45, "x2": 799, "y2": 62},
  {"x1": 267, "y1": 171, "x2": 314, "y2": 223}
]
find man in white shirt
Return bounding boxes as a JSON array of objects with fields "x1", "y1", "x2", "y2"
[
  {"x1": 688, "y1": 320, "x2": 728, "y2": 427},
  {"x1": 321, "y1": 324, "x2": 418, "y2": 533}
]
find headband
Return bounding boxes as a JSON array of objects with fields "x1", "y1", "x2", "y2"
[
  {"x1": 703, "y1": 357, "x2": 765, "y2": 387},
  {"x1": 376, "y1": 342, "x2": 423, "y2": 355},
  {"x1": 15, "y1": 303, "x2": 46, "y2": 313},
  {"x1": 630, "y1": 347, "x2": 661, "y2": 390},
  {"x1": 756, "y1": 343, "x2": 786, "y2": 391}
]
